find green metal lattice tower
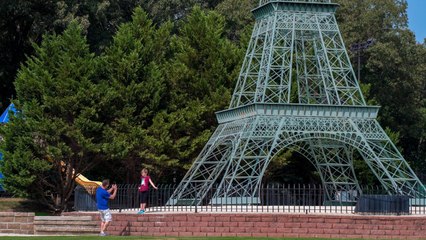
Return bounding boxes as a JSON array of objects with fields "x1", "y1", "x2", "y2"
[{"x1": 168, "y1": 0, "x2": 425, "y2": 205}]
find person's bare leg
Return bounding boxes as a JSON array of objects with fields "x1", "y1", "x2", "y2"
[
  {"x1": 139, "y1": 203, "x2": 143, "y2": 211},
  {"x1": 141, "y1": 203, "x2": 146, "y2": 211},
  {"x1": 100, "y1": 221, "x2": 105, "y2": 233},
  {"x1": 101, "y1": 221, "x2": 110, "y2": 233}
]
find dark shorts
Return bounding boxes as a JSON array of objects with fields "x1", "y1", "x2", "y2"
[{"x1": 139, "y1": 191, "x2": 149, "y2": 204}]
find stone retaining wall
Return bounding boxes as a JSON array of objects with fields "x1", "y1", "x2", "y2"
[
  {"x1": 64, "y1": 212, "x2": 426, "y2": 239},
  {"x1": 0, "y1": 212, "x2": 34, "y2": 234}
]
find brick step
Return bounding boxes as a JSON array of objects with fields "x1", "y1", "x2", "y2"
[
  {"x1": 34, "y1": 220, "x2": 98, "y2": 226},
  {"x1": 34, "y1": 232, "x2": 99, "y2": 236},
  {"x1": 34, "y1": 215, "x2": 98, "y2": 236},
  {"x1": 35, "y1": 226, "x2": 99, "y2": 233},
  {"x1": 35, "y1": 216, "x2": 93, "y2": 221}
]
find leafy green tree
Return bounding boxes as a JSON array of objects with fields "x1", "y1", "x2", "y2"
[
  {"x1": 215, "y1": 0, "x2": 256, "y2": 41},
  {"x1": 336, "y1": 0, "x2": 408, "y2": 45},
  {"x1": 366, "y1": 32, "x2": 426, "y2": 173},
  {"x1": 140, "y1": 0, "x2": 200, "y2": 24},
  {"x1": 0, "y1": 0, "x2": 146, "y2": 112},
  {"x1": 0, "y1": 0, "x2": 58, "y2": 111},
  {"x1": 140, "y1": 0, "x2": 226, "y2": 24},
  {"x1": 0, "y1": 22, "x2": 103, "y2": 212},
  {"x1": 336, "y1": 0, "x2": 426, "y2": 175},
  {"x1": 56, "y1": 0, "x2": 146, "y2": 52}
]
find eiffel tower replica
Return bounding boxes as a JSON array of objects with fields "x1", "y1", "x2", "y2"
[{"x1": 168, "y1": 0, "x2": 425, "y2": 205}]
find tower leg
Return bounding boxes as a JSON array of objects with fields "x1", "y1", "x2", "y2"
[
  {"x1": 306, "y1": 139, "x2": 360, "y2": 203},
  {"x1": 167, "y1": 120, "x2": 253, "y2": 205},
  {"x1": 350, "y1": 119, "x2": 424, "y2": 197},
  {"x1": 211, "y1": 117, "x2": 279, "y2": 204}
]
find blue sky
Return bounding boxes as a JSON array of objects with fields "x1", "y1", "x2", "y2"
[{"x1": 407, "y1": 0, "x2": 426, "y2": 43}]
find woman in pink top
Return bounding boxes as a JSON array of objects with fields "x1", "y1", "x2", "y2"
[{"x1": 138, "y1": 168, "x2": 158, "y2": 214}]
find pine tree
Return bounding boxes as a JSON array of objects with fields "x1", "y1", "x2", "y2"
[
  {"x1": 146, "y1": 7, "x2": 244, "y2": 179},
  {"x1": 0, "y1": 22, "x2": 103, "y2": 212},
  {"x1": 100, "y1": 7, "x2": 172, "y2": 183}
]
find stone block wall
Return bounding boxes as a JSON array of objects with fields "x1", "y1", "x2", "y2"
[
  {"x1": 0, "y1": 212, "x2": 34, "y2": 234},
  {"x1": 64, "y1": 212, "x2": 426, "y2": 239}
]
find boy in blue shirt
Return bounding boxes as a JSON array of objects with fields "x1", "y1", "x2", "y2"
[{"x1": 96, "y1": 179, "x2": 117, "y2": 236}]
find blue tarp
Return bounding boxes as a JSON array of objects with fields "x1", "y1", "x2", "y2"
[
  {"x1": 0, "y1": 103, "x2": 16, "y2": 123},
  {"x1": 0, "y1": 103, "x2": 16, "y2": 192}
]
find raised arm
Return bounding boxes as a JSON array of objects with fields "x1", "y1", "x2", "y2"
[{"x1": 109, "y1": 184, "x2": 118, "y2": 199}]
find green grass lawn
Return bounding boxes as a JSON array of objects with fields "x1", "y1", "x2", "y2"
[
  {"x1": 0, "y1": 237, "x2": 345, "y2": 240},
  {"x1": 0, "y1": 198, "x2": 26, "y2": 212},
  {"x1": 0, "y1": 198, "x2": 52, "y2": 215}
]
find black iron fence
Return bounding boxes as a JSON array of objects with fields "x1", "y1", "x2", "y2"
[{"x1": 73, "y1": 184, "x2": 426, "y2": 215}]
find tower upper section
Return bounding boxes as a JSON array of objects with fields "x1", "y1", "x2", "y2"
[{"x1": 229, "y1": 0, "x2": 366, "y2": 108}]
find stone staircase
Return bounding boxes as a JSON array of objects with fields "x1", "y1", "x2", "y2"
[{"x1": 34, "y1": 216, "x2": 99, "y2": 235}]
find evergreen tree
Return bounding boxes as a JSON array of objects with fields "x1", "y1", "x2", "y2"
[
  {"x1": 0, "y1": 0, "x2": 58, "y2": 111},
  {"x1": 100, "y1": 8, "x2": 172, "y2": 183},
  {"x1": 0, "y1": 22, "x2": 103, "y2": 212},
  {"x1": 146, "y1": 7, "x2": 243, "y2": 179}
]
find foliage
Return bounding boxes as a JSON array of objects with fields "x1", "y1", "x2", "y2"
[
  {"x1": 0, "y1": 22, "x2": 104, "y2": 212},
  {"x1": 140, "y1": 0, "x2": 200, "y2": 24},
  {"x1": 0, "y1": 0, "x2": 136, "y2": 111},
  {"x1": 335, "y1": 0, "x2": 409, "y2": 45},
  {"x1": 144, "y1": 7, "x2": 243, "y2": 179},
  {"x1": 215, "y1": 0, "x2": 256, "y2": 41},
  {"x1": 0, "y1": 0, "x2": 425, "y2": 211},
  {"x1": 0, "y1": 0, "x2": 58, "y2": 110},
  {"x1": 99, "y1": 7, "x2": 172, "y2": 183},
  {"x1": 140, "y1": 0, "x2": 226, "y2": 24},
  {"x1": 336, "y1": 0, "x2": 426, "y2": 175}
]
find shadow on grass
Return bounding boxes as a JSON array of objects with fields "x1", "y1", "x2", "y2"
[{"x1": 0, "y1": 198, "x2": 52, "y2": 215}]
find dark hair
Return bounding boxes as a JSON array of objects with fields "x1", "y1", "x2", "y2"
[{"x1": 102, "y1": 179, "x2": 110, "y2": 187}]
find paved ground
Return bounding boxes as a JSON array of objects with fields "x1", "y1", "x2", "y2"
[
  {"x1": 95, "y1": 205, "x2": 426, "y2": 215},
  {"x1": 109, "y1": 205, "x2": 357, "y2": 215}
]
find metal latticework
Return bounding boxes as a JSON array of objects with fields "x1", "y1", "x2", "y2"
[
  {"x1": 167, "y1": 0, "x2": 425, "y2": 205},
  {"x1": 231, "y1": 0, "x2": 365, "y2": 107}
]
